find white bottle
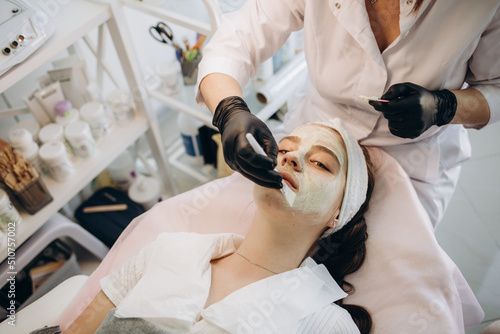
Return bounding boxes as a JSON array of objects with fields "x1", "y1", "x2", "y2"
[
  {"x1": 39, "y1": 141, "x2": 75, "y2": 182},
  {"x1": 280, "y1": 37, "x2": 295, "y2": 66},
  {"x1": 128, "y1": 175, "x2": 162, "y2": 210},
  {"x1": 252, "y1": 58, "x2": 274, "y2": 90},
  {"x1": 39, "y1": 123, "x2": 79, "y2": 165},
  {"x1": 8, "y1": 128, "x2": 43, "y2": 174},
  {"x1": 156, "y1": 59, "x2": 181, "y2": 96},
  {"x1": 79, "y1": 101, "x2": 112, "y2": 143},
  {"x1": 177, "y1": 113, "x2": 204, "y2": 166},
  {"x1": 0, "y1": 188, "x2": 22, "y2": 231},
  {"x1": 106, "y1": 89, "x2": 135, "y2": 126},
  {"x1": 108, "y1": 151, "x2": 136, "y2": 192},
  {"x1": 64, "y1": 121, "x2": 97, "y2": 159}
]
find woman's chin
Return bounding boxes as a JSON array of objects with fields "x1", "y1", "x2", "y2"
[{"x1": 254, "y1": 185, "x2": 292, "y2": 211}]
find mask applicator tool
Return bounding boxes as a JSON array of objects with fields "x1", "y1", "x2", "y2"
[{"x1": 245, "y1": 133, "x2": 296, "y2": 206}]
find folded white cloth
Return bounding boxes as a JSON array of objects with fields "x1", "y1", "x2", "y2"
[{"x1": 316, "y1": 118, "x2": 369, "y2": 238}]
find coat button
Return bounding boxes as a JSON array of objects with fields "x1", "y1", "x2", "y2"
[
  {"x1": 406, "y1": 0, "x2": 413, "y2": 4},
  {"x1": 335, "y1": 3, "x2": 341, "y2": 9}
]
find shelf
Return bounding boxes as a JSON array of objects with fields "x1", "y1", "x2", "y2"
[
  {"x1": 0, "y1": 0, "x2": 111, "y2": 93},
  {"x1": 148, "y1": 77, "x2": 290, "y2": 128},
  {"x1": 0, "y1": 116, "x2": 148, "y2": 262},
  {"x1": 149, "y1": 87, "x2": 214, "y2": 128}
]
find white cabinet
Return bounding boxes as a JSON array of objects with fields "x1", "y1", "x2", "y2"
[{"x1": 0, "y1": 0, "x2": 178, "y2": 263}]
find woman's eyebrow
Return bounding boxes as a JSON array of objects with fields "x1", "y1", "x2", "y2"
[
  {"x1": 279, "y1": 135, "x2": 301, "y2": 144},
  {"x1": 312, "y1": 145, "x2": 340, "y2": 166}
]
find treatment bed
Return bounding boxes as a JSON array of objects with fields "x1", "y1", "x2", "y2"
[{"x1": 1, "y1": 147, "x2": 484, "y2": 333}]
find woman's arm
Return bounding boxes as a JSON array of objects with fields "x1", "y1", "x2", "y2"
[
  {"x1": 199, "y1": 73, "x2": 243, "y2": 114},
  {"x1": 450, "y1": 88, "x2": 490, "y2": 127},
  {"x1": 63, "y1": 290, "x2": 115, "y2": 334}
]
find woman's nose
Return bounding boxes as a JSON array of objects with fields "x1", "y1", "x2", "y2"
[{"x1": 281, "y1": 153, "x2": 302, "y2": 172}]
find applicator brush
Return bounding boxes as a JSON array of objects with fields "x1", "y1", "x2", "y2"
[{"x1": 245, "y1": 133, "x2": 296, "y2": 206}]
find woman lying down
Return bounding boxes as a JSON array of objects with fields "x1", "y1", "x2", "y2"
[{"x1": 65, "y1": 119, "x2": 375, "y2": 334}]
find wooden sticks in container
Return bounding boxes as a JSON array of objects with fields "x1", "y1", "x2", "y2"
[{"x1": 0, "y1": 139, "x2": 52, "y2": 214}]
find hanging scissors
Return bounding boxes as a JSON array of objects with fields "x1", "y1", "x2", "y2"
[
  {"x1": 149, "y1": 21, "x2": 183, "y2": 60},
  {"x1": 149, "y1": 21, "x2": 175, "y2": 45}
]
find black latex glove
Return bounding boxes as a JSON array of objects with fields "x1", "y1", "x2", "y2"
[
  {"x1": 213, "y1": 96, "x2": 282, "y2": 189},
  {"x1": 369, "y1": 82, "x2": 457, "y2": 139}
]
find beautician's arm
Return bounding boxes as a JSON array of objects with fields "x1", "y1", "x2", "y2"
[
  {"x1": 63, "y1": 290, "x2": 115, "y2": 334},
  {"x1": 450, "y1": 88, "x2": 490, "y2": 126},
  {"x1": 370, "y1": 83, "x2": 492, "y2": 138},
  {"x1": 199, "y1": 73, "x2": 243, "y2": 114}
]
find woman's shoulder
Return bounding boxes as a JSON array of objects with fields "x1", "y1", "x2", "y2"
[{"x1": 299, "y1": 303, "x2": 360, "y2": 334}]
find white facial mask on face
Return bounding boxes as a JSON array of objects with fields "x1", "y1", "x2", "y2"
[{"x1": 278, "y1": 125, "x2": 347, "y2": 218}]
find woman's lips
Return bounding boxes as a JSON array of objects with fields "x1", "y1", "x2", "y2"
[{"x1": 280, "y1": 172, "x2": 298, "y2": 191}]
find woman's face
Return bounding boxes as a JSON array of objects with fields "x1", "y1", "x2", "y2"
[{"x1": 254, "y1": 124, "x2": 347, "y2": 226}]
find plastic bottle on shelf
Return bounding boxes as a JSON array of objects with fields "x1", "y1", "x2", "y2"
[
  {"x1": 106, "y1": 89, "x2": 135, "y2": 126},
  {"x1": 39, "y1": 141, "x2": 75, "y2": 182},
  {"x1": 79, "y1": 101, "x2": 112, "y2": 143},
  {"x1": 8, "y1": 128, "x2": 43, "y2": 175},
  {"x1": 54, "y1": 100, "x2": 80, "y2": 128},
  {"x1": 107, "y1": 151, "x2": 136, "y2": 192},
  {"x1": 128, "y1": 175, "x2": 162, "y2": 210},
  {"x1": 177, "y1": 113, "x2": 204, "y2": 166},
  {"x1": 0, "y1": 188, "x2": 22, "y2": 231},
  {"x1": 8, "y1": 119, "x2": 41, "y2": 144},
  {"x1": 252, "y1": 58, "x2": 274, "y2": 90},
  {"x1": 39, "y1": 123, "x2": 79, "y2": 165},
  {"x1": 156, "y1": 58, "x2": 181, "y2": 96},
  {"x1": 64, "y1": 121, "x2": 97, "y2": 159},
  {"x1": 39, "y1": 123, "x2": 65, "y2": 144}
]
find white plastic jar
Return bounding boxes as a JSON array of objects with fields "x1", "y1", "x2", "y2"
[
  {"x1": 156, "y1": 59, "x2": 181, "y2": 96},
  {"x1": 108, "y1": 151, "x2": 136, "y2": 191},
  {"x1": 79, "y1": 101, "x2": 112, "y2": 143},
  {"x1": 128, "y1": 175, "x2": 162, "y2": 210},
  {"x1": 106, "y1": 89, "x2": 135, "y2": 125},
  {"x1": 8, "y1": 119, "x2": 41, "y2": 143},
  {"x1": 39, "y1": 141, "x2": 75, "y2": 182},
  {"x1": 39, "y1": 123, "x2": 64, "y2": 144},
  {"x1": 8, "y1": 128, "x2": 43, "y2": 174},
  {"x1": 0, "y1": 188, "x2": 22, "y2": 231},
  {"x1": 64, "y1": 121, "x2": 97, "y2": 159}
]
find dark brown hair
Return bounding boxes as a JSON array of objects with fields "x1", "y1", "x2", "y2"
[{"x1": 313, "y1": 147, "x2": 375, "y2": 333}]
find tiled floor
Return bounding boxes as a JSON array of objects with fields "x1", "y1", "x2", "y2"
[{"x1": 435, "y1": 123, "x2": 500, "y2": 333}]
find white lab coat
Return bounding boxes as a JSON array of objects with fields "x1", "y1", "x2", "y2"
[
  {"x1": 100, "y1": 232, "x2": 360, "y2": 333},
  {"x1": 196, "y1": 0, "x2": 500, "y2": 226}
]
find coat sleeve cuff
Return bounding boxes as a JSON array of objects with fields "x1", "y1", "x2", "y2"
[
  {"x1": 195, "y1": 56, "x2": 253, "y2": 109},
  {"x1": 466, "y1": 84, "x2": 500, "y2": 129}
]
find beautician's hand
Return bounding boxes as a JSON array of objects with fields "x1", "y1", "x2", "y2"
[
  {"x1": 369, "y1": 82, "x2": 457, "y2": 139},
  {"x1": 213, "y1": 96, "x2": 282, "y2": 189}
]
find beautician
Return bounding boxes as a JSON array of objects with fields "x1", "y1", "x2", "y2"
[{"x1": 196, "y1": 0, "x2": 500, "y2": 226}]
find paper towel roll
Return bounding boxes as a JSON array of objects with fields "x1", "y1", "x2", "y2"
[{"x1": 256, "y1": 53, "x2": 307, "y2": 104}]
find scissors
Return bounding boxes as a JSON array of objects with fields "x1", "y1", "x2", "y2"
[
  {"x1": 149, "y1": 21, "x2": 175, "y2": 45},
  {"x1": 149, "y1": 21, "x2": 183, "y2": 60}
]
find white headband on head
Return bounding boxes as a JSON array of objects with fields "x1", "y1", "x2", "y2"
[{"x1": 315, "y1": 118, "x2": 369, "y2": 239}]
